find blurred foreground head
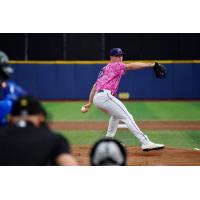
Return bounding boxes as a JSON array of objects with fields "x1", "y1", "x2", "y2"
[
  {"x1": 10, "y1": 95, "x2": 47, "y2": 127},
  {"x1": 90, "y1": 138, "x2": 127, "y2": 166},
  {"x1": 0, "y1": 51, "x2": 14, "y2": 82}
]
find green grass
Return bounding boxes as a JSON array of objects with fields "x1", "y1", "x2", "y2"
[
  {"x1": 43, "y1": 101, "x2": 108, "y2": 121},
  {"x1": 43, "y1": 101, "x2": 200, "y2": 121},
  {"x1": 60, "y1": 130, "x2": 200, "y2": 150},
  {"x1": 43, "y1": 101, "x2": 200, "y2": 149}
]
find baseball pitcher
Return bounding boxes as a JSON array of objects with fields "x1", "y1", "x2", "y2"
[{"x1": 81, "y1": 48, "x2": 166, "y2": 151}]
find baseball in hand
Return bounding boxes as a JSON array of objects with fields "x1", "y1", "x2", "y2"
[{"x1": 81, "y1": 106, "x2": 88, "y2": 113}]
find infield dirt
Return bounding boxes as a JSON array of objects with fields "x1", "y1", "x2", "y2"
[
  {"x1": 72, "y1": 146, "x2": 200, "y2": 166},
  {"x1": 50, "y1": 120, "x2": 200, "y2": 166},
  {"x1": 50, "y1": 120, "x2": 200, "y2": 130}
]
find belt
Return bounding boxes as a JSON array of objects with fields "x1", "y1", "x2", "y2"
[
  {"x1": 97, "y1": 89, "x2": 105, "y2": 93},
  {"x1": 97, "y1": 89, "x2": 113, "y2": 95}
]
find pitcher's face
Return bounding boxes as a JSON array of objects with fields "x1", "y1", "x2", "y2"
[{"x1": 110, "y1": 55, "x2": 123, "y2": 62}]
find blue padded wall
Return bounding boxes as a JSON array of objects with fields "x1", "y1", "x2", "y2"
[{"x1": 9, "y1": 63, "x2": 200, "y2": 100}]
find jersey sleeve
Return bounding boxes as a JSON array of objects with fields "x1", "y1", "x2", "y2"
[
  {"x1": 114, "y1": 62, "x2": 126, "y2": 76},
  {"x1": 4, "y1": 81, "x2": 27, "y2": 101}
]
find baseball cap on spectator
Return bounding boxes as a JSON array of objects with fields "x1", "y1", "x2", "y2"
[
  {"x1": 11, "y1": 95, "x2": 47, "y2": 117},
  {"x1": 90, "y1": 138, "x2": 127, "y2": 166},
  {"x1": 110, "y1": 48, "x2": 125, "y2": 56}
]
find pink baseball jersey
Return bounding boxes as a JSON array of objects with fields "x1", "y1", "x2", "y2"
[{"x1": 95, "y1": 62, "x2": 126, "y2": 96}]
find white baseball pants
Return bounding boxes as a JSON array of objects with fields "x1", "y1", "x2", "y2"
[{"x1": 93, "y1": 90, "x2": 150, "y2": 145}]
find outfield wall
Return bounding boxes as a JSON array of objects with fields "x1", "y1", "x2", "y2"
[{"x1": 10, "y1": 62, "x2": 200, "y2": 100}]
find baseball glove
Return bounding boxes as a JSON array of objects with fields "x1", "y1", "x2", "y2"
[{"x1": 153, "y1": 62, "x2": 167, "y2": 78}]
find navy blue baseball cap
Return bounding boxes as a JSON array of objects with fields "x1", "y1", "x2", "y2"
[{"x1": 110, "y1": 48, "x2": 125, "y2": 56}]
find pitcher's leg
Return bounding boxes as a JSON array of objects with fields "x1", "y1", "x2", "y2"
[
  {"x1": 103, "y1": 93, "x2": 149, "y2": 145},
  {"x1": 94, "y1": 92, "x2": 164, "y2": 150},
  {"x1": 120, "y1": 113, "x2": 149, "y2": 145},
  {"x1": 106, "y1": 116, "x2": 120, "y2": 138}
]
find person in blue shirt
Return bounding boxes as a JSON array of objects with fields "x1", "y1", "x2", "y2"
[{"x1": 0, "y1": 51, "x2": 27, "y2": 126}]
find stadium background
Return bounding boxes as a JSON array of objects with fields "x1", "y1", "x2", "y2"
[
  {"x1": 1, "y1": 33, "x2": 200, "y2": 100},
  {"x1": 1, "y1": 33, "x2": 200, "y2": 165}
]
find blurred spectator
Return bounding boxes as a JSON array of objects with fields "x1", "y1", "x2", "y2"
[
  {"x1": 0, "y1": 95, "x2": 78, "y2": 166},
  {"x1": 0, "y1": 51, "x2": 27, "y2": 126},
  {"x1": 90, "y1": 138, "x2": 127, "y2": 166}
]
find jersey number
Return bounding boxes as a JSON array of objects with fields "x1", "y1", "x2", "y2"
[{"x1": 97, "y1": 66, "x2": 106, "y2": 79}]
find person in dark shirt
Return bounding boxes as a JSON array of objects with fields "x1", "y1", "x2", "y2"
[{"x1": 0, "y1": 95, "x2": 78, "y2": 166}]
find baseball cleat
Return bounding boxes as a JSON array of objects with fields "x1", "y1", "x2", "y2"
[
  {"x1": 120, "y1": 142, "x2": 126, "y2": 147},
  {"x1": 142, "y1": 142, "x2": 165, "y2": 152}
]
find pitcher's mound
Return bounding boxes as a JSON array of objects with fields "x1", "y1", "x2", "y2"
[{"x1": 72, "y1": 146, "x2": 200, "y2": 166}]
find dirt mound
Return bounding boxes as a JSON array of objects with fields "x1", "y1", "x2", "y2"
[
  {"x1": 72, "y1": 146, "x2": 200, "y2": 166},
  {"x1": 51, "y1": 120, "x2": 200, "y2": 165}
]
